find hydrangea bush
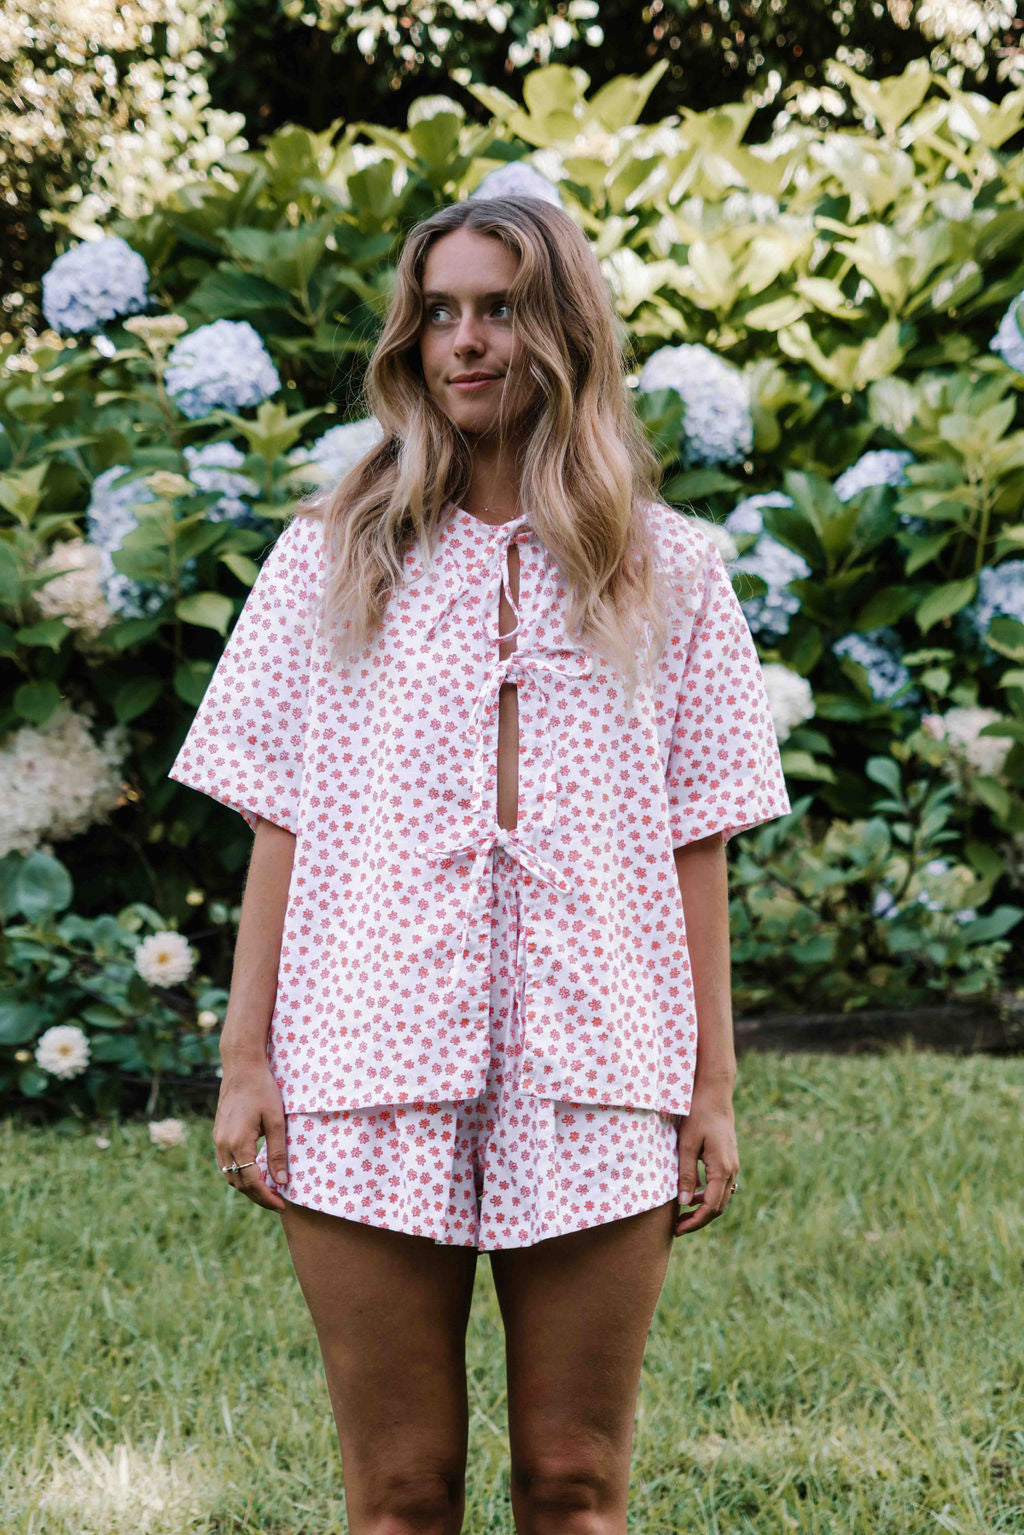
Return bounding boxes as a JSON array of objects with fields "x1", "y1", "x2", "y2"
[{"x1": 2, "y1": 57, "x2": 1024, "y2": 1108}]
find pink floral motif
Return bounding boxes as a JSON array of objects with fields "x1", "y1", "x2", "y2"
[{"x1": 169, "y1": 500, "x2": 791, "y2": 1121}]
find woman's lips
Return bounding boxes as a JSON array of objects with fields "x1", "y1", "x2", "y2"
[{"x1": 450, "y1": 376, "x2": 499, "y2": 391}]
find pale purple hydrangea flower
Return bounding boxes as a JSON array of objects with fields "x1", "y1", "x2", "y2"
[
  {"x1": 722, "y1": 492, "x2": 810, "y2": 637},
  {"x1": 834, "y1": 449, "x2": 914, "y2": 501},
  {"x1": 969, "y1": 559, "x2": 1024, "y2": 644},
  {"x1": 86, "y1": 465, "x2": 197, "y2": 618},
  {"x1": 164, "y1": 320, "x2": 281, "y2": 420},
  {"x1": 990, "y1": 293, "x2": 1024, "y2": 374},
  {"x1": 636, "y1": 343, "x2": 754, "y2": 469},
  {"x1": 289, "y1": 417, "x2": 386, "y2": 491},
  {"x1": 183, "y1": 442, "x2": 261, "y2": 524},
  {"x1": 41, "y1": 236, "x2": 149, "y2": 334},
  {"x1": 469, "y1": 162, "x2": 562, "y2": 206},
  {"x1": 833, "y1": 627, "x2": 914, "y2": 702}
]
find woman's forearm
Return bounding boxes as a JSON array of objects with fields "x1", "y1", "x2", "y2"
[
  {"x1": 674, "y1": 829, "x2": 736, "y2": 1097},
  {"x1": 219, "y1": 816, "x2": 297, "y2": 1072}
]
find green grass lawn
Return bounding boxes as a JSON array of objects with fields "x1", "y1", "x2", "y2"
[{"x1": 3, "y1": 1045, "x2": 1022, "y2": 1534}]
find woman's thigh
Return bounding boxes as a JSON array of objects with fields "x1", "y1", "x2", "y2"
[
  {"x1": 488, "y1": 1198, "x2": 676, "y2": 1521},
  {"x1": 279, "y1": 1201, "x2": 479, "y2": 1526}
]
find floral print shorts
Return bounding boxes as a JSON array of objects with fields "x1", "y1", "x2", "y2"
[{"x1": 256, "y1": 844, "x2": 682, "y2": 1250}]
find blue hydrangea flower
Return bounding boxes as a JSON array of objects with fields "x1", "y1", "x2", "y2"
[
  {"x1": 289, "y1": 417, "x2": 386, "y2": 491},
  {"x1": 164, "y1": 320, "x2": 281, "y2": 421},
  {"x1": 969, "y1": 558, "x2": 1024, "y2": 643},
  {"x1": 990, "y1": 293, "x2": 1024, "y2": 374},
  {"x1": 636, "y1": 343, "x2": 754, "y2": 469},
  {"x1": 469, "y1": 161, "x2": 562, "y2": 206},
  {"x1": 723, "y1": 492, "x2": 811, "y2": 637},
  {"x1": 41, "y1": 236, "x2": 149, "y2": 335},
  {"x1": 183, "y1": 442, "x2": 262, "y2": 524},
  {"x1": 834, "y1": 449, "x2": 914, "y2": 501},
  {"x1": 833, "y1": 627, "x2": 914, "y2": 703},
  {"x1": 85, "y1": 465, "x2": 196, "y2": 618}
]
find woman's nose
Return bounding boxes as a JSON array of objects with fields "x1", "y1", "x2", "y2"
[{"x1": 453, "y1": 313, "x2": 485, "y2": 351}]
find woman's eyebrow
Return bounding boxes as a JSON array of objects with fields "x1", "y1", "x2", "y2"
[{"x1": 422, "y1": 289, "x2": 509, "y2": 302}]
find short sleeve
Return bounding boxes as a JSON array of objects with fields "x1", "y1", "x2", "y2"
[
  {"x1": 662, "y1": 533, "x2": 792, "y2": 848},
  {"x1": 167, "y1": 513, "x2": 322, "y2": 834}
]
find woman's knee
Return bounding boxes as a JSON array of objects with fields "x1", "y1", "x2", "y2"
[
  {"x1": 511, "y1": 1450, "x2": 625, "y2": 1535},
  {"x1": 352, "y1": 1461, "x2": 465, "y2": 1534}
]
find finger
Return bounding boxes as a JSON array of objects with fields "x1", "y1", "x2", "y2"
[
  {"x1": 262, "y1": 1115, "x2": 290, "y2": 1190},
  {"x1": 233, "y1": 1155, "x2": 289, "y2": 1213}
]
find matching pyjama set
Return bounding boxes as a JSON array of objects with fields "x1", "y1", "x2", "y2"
[
  {"x1": 256, "y1": 842, "x2": 682, "y2": 1247},
  {"x1": 171, "y1": 498, "x2": 793, "y2": 1250}
]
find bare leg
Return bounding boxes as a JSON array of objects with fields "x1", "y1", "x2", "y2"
[
  {"x1": 489, "y1": 1197, "x2": 676, "y2": 1535},
  {"x1": 279, "y1": 1202, "x2": 479, "y2": 1535}
]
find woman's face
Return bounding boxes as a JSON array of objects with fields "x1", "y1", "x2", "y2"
[{"x1": 418, "y1": 228, "x2": 535, "y2": 437}]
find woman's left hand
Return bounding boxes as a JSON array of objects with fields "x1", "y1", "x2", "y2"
[{"x1": 674, "y1": 1085, "x2": 740, "y2": 1237}]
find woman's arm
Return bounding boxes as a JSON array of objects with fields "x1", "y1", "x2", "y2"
[
  {"x1": 219, "y1": 816, "x2": 297, "y2": 1071},
  {"x1": 674, "y1": 828, "x2": 736, "y2": 1095}
]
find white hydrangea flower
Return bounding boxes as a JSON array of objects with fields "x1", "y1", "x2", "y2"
[
  {"x1": 165, "y1": 319, "x2": 281, "y2": 420},
  {"x1": 924, "y1": 705, "x2": 1012, "y2": 778},
  {"x1": 289, "y1": 416, "x2": 386, "y2": 491},
  {"x1": 990, "y1": 292, "x2": 1024, "y2": 374},
  {"x1": 134, "y1": 931, "x2": 196, "y2": 987},
  {"x1": 469, "y1": 160, "x2": 563, "y2": 206},
  {"x1": 148, "y1": 1118, "x2": 188, "y2": 1149},
  {"x1": 32, "y1": 538, "x2": 114, "y2": 638},
  {"x1": 0, "y1": 703, "x2": 129, "y2": 857},
  {"x1": 833, "y1": 628, "x2": 913, "y2": 702},
  {"x1": 761, "y1": 662, "x2": 814, "y2": 742},
  {"x1": 636, "y1": 344, "x2": 753, "y2": 469},
  {"x1": 183, "y1": 441, "x2": 261, "y2": 523},
  {"x1": 35, "y1": 1023, "x2": 90, "y2": 1079},
  {"x1": 834, "y1": 449, "x2": 914, "y2": 501},
  {"x1": 722, "y1": 493, "x2": 810, "y2": 637},
  {"x1": 41, "y1": 236, "x2": 149, "y2": 334}
]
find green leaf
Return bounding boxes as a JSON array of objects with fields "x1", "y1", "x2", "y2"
[
  {"x1": 13, "y1": 679, "x2": 62, "y2": 724},
  {"x1": 175, "y1": 591, "x2": 235, "y2": 635},
  {"x1": 865, "y1": 756, "x2": 903, "y2": 798},
  {"x1": 959, "y1": 906, "x2": 1023, "y2": 943},
  {"x1": 14, "y1": 618, "x2": 70, "y2": 651},
  {"x1": 915, "y1": 577, "x2": 977, "y2": 635},
  {"x1": 219, "y1": 551, "x2": 260, "y2": 587},
  {"x1": 113, "y1": 676, "x2": 163, "y2": 723},
  {"x1": 174, "y1": 658, "x2": 215, "y2": 707},
  {"x1": 0, "y1": 1002, "x2": 39, "y2": 1046},
  {"x1": 18, "y1": 1065, "x2": 51, "y2": 1097},
  {"x1": 15, "y1": 850, "x2": 74, "y2": 919},
  {"x1": 985, "y1": 616, "x2": 1024, "y2": 662}
]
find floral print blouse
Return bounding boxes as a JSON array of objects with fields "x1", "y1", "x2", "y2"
[{"x1": 167, "y1": 499, "x2": 791, "y2": 1116}]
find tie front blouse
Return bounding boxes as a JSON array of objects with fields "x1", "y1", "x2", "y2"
[{"x1": 167, "y1": 499, "x2": 792, "y2": 1117}]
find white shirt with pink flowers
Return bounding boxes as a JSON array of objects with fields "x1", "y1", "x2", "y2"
[{"x1": 168, "y1": 500, "x2": 791, "y2": 1117}]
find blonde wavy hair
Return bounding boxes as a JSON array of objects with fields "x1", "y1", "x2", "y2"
[{"x1": 297, "y1": 194, "x2": 675, "y2": 703}]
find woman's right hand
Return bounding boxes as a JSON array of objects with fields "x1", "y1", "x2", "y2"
[{"x1": 213, "y1": 1061, "x2": 290, "y2": 1212}]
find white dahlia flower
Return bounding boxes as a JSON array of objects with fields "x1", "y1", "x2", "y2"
[
  {"x1": 134, "y1": 930, "x2": 196, "y2": 987},
  {"x1": 35, "y1": 1023, "x2": 90, "y2": 1079}
]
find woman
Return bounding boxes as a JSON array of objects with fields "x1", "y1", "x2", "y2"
[{"x1": 169, "y1": 195, "x2": 791, "y2": 1534}]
